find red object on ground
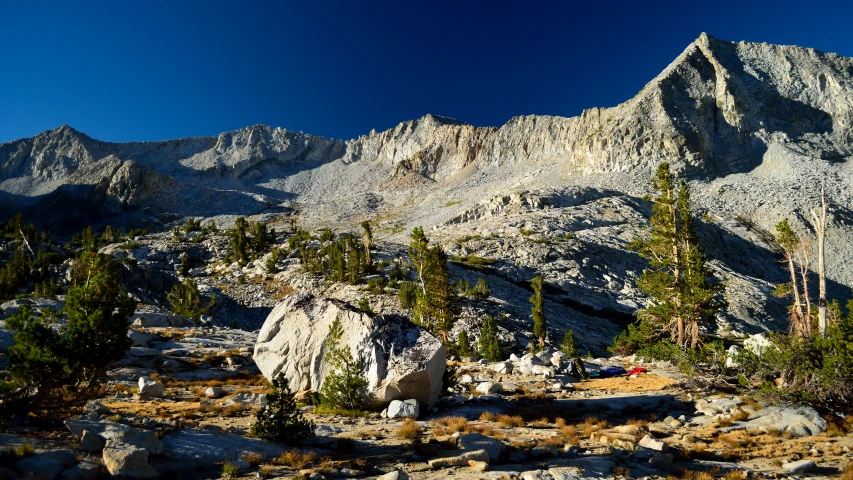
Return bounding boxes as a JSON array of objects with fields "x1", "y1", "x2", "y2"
[{"x1": 625, "y1": 367, "x2": 647, "y2": 376}]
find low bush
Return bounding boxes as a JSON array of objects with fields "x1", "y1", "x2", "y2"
[{"x1": 733, "y1": 322, "x2": 853, "y2": 407}]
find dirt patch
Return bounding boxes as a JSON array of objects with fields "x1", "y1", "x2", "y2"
[{"x1": 574, "y1": 374, "x2": 675, "y2": 392}]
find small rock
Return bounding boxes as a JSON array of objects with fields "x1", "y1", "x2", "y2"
[
  {"x1": 783, "y1": 459, "x2": 816, "y2": 474},
  {"x1": 563, "y1": 445, "x2": 580, "y2": 456},
  {"x1": 386, "y1": 399, "x2": 419, "y2": 419},
  {"x1": 57, "y1": 460, "x2": 101, "y2": 480},
  {"x1": 81, "y1": 429, "x2": 106, "y2": 452},
  {"x1": 137, "y1": 376, "x2": 164, "y2": 398},
  {"x1": 428, "y1": 449, "x2": 490, "y2": 468},
  {"x1": 14, "y1": 454, "x2": 67, "y2": 480},
  {"x1": 468, "y1": 460, "x2": 489, "y2": 472},
  {"x1": 649, "y1": 453, "x2": 673, "y2": 469},
  {"x1": 377, "y1": 471, "x2": 409, "y2": 480},
  {"x1": 102, "y1": 441, "x2": 159, "y2": 479},
  {"x1": 638, "y1": 434, "x2": 668, "y2": 452},
  {"x1": 458, "y1": 375, "x2": 474, "y2": 384},
  {"x1": 339, "y1": 468, "x2": 365, "y2": 478},
  {"x1": 530, "y1": 445, "x2": 558, "y2": 457},
  {"x1": 491, "y1": 362, "x2": 513, "y2": 374},
  {"x1": 475, "y1": 382, "x2": 503, "y2": 395},
  {"x1": 204, "y1": 386, "x2": 224, "y2": 399},
  {"x1": 458, "y1": 433, "x2": 507, "y2": 463}
]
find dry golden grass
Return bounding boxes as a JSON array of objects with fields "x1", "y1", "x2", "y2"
[
  {"x1": 579, "y1": 416, "x2": 610, "y2": 437},
  {"x1": 560, "y1": 425, "x2": 580, "y2": 445},
  {"x1": 574, "y1": 374, "x2": 675, "y2": 392},
  {"x1": 159, "y1": 374, "x2": 269, "y2": 388},
  {"x1": 397, "y1": 419, "x2": 423, "y2": 441},
  {"x1": 626, "y1": 418, "x2": 649, "y2": 428},
  {"x1": 526, "y1": 417, "x2": 551, "y2": 428},
  {"x1": 716, "y1": 417, "x2": 734, "y2": 427},
  {"x1": 542, "y1": 435, "x2": 566, "y2": 446},
  {"x1": 529, "y1": 390, "x2": 549, "y2": 400},
  {"x1": 240, "y1": 452, "x2": 264, "y2": 465},
  {"x1": 274, "y1": 450, "x2": 316, "y2": 469},
  {"x1": 270, "y1": 283, "x2": 295, "y2": 300},
  {"x1": 479, "y1": 412, "x2": 499, "y2": 422},
  {"x1": 717, "y1": 431, "x2": 754, "y2": 449},
  {"x1": 841, "y1": 462, "x2": 853, "y2": 480},
  {"x1": 431, "y1": 416, "x2": 470, "y2": 435},
  {"x1": 555, "y1": 417, "x2": 567, "y2": 428},
  {"x1": 730, "y1": 408, "x2": 750, "y2": 422},
  {"x1": 497, "y1": 415, "x2": 525, "y2": 428},
  {"x1": 258, "y1": 465, "x2": 276, "y2": 476},
  {"x1": 723, "y1": 471, "x2": 747, "y2": 480},
  {"x1": 677, "y1": 470, "x2": 715, "y2": 480},
  {"x1": 351, "y1": 458, "x2": 369, "y2": 470},
  {"x1": 680, "y1": 442, "x2": 708, "y2": 459},
  {"x1": 317, "y1": 457, "x2": 336, "y2": 475}
]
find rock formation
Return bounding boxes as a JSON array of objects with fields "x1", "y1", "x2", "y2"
[{"x1": 254, "y1": 293, "x2": 446, "y2": 408}]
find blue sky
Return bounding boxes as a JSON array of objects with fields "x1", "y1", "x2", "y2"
[{"x1": 1, "y1": 1, "x2": 852, "y2": 143}]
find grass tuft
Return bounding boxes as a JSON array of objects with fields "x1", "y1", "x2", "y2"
[
  {"x1": 398, "y1": 419, "x2": 423, "y2": 441},
  {"x1": 497, "y1": 415, "x2": 525, "y2": 428},
  {"x1": 274, "y1": 450, "x2": 316, "y2": 469}
]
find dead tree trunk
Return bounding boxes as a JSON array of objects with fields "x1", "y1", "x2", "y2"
[
  {"x1": 796, "y1": 240, "x2": 812, "y2": 338},
  {"x1": 809, "y1": 183, "x2": 828, "y2": 338}
]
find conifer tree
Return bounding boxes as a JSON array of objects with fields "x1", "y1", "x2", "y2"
[
  {"x1": 630, "y1": 163, "x2": 723, "y2": 350},
  {"x1": 251, "y1": 373, "x2": 314, "y2": 443},
  {"x1": 167, "y1": 278, "x2": 216, "y2": 324},
  {"x1": 408, "y1": 227, "x2": 458, "y2": 343},
  {"x1": 776, "y1": 219, "x2": 808, "y2": 336},
  {"x1": 479, "y1": 314, "x2": 504, "y2": 361},
  {"x1": 320, "y1": 317, "x2": 368, "y2": 410},
  {"x1": 423, "y1": 245, "x2": 456, "y2": 342},
  {"x1": 676, "y1": 179, "x2": 723, "y2": 349},
  {"x1": 530, "y1": 276, "x2": 546, "y2": 350}
]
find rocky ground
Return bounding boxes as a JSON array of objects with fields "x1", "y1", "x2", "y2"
[
  {"x1": 1, "y1": 218, "x2": 851, "y2": 479},
  {"x1": 1, "y1": 317, "x2": 851, "y2": 479}
]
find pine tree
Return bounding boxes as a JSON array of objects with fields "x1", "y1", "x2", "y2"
[
  {"x1": 3, "y1": 259, "x2": 136, "y2": 413},
  {"x1": 629, "y1": 164, "x2": 723, "y2": 350},
  {"x1": 251, "y1": 373, "x2": 315, "y2": 443},
  {"x1": 631, "y1": 163, "x2": 683, "y2": 345},
  {"x1": 776, "y1": 219, "x2": 808, "y2": 336},
  {"x1": 320, "y1": 317, "x2": 369, "y2": 410},
  {"x1": 167, "y1": 278, "x2": 216, "y2": 324},
  {"x1": 398, "y1": 281, "x2": 417, "y2": 309},
  {"x1": 479, "y1": 314, "x2": 504, "y2": 361},
  {"x1": 423, "y1": 245, "x2": 456, "y2": 342},
  {"x1": 560, "y1": 330, "x2": 578, "y2": 358},
  {"x1": 676, "y1": 180, "x2": 723, "y2": 349},
  {"x1": 456, "y1": 330, "x2": 472, "y2": 357},
  {"x1": 407, "y1": 227, "x2": 458, "y2": 343},
  {"x1": 530, "y1": 276, "x2": 546, "y2": 350}
]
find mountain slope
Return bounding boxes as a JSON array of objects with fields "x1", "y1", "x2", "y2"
[{"x1": 1, "y1": 33, "x2": 852, "y2": 339}]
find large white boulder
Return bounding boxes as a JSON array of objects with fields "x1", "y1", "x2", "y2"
[{"x1": 254, "y1": 293, "x2": 446, "y2": 408}]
